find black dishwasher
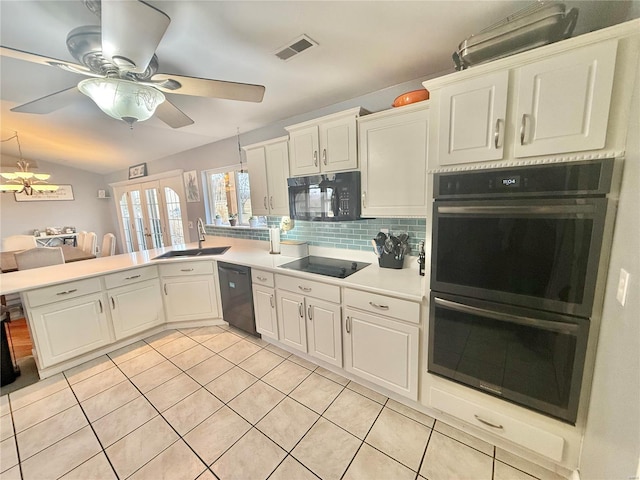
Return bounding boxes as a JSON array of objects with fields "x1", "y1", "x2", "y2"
[{"x1": 217, "y1": 262, "x2": 258, "y2": 336}]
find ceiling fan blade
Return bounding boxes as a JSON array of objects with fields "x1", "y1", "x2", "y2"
[
  {"x1": 155, "y1": 100, "x2": 194, "y2": 129},
  {"x1": 0, "y1": 45, "x2": 96, "y2": 77},
  {"x1": 10, "y1": 87, "x2": 81, "y2": 114},
  {"x1": 149, "y1": 73, "x2": 266, "y2": 103},
  {"x1": 101, "y1": 0, "x2": 170, "y2": 74}
]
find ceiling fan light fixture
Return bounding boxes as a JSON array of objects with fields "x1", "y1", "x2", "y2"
[{"x1": 78, "y1": 77, "x2": 165, "y2": 126}]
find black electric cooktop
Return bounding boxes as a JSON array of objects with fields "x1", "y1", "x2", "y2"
[{"x1": 279, "y1": 256, "x2": 370, "y2": 279}]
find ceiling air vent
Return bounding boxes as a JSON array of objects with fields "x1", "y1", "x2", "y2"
[{"x1": 274, "y1": 35, "x2": 318, "y2": 61}]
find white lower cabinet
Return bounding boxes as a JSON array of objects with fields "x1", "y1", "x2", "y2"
[
  {"x1": 253, "y1": 284, "x2": 278, "y2": 340},
  {"x1": 160, "y1": 262, "x2": 219, "y2": 322},
  {"x1": 27, "y1": 291, "x2": 111, "y2": 368},
  {"x1": 275, "y1": 274, "x2": 342, "y2": 367},
  {"x1": 107, "y1": 278, "x2": 164, "y2": 340},
  {"x1": 343, "y1": 290, "x2": 419, "y2": 400}
]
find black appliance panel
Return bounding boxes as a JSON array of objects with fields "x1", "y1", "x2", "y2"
[
  {"x1": 288, "y1": 171, "x2": 361, "y2": 221},
  {"x1": 217, "y1": 262, "x2": 258, "y2": 336},
  {"x1": 279, "y1": 255, "x2": 370, "y2": 279},
  {"x1": 428, "y1": 293, "x2": 589, "y2": 424}
]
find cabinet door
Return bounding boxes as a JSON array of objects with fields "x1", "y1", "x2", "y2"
[
  {"x1": 514, "y1": 40, "x2": 617, "y2": 158},
  {"x1": 109, "y1": 279, "x2": 164, "y2": 340},
  {"x1": 360, "y1": 106, "x2": 430, "y2": 216},
  {"x1": 319, "y1": 115, "x2": 358, "y2": 172},
  {"x1": 28, "y1": 293, "x2": 111, "y2": 368},
  {"x1": 265, "y1": 141, "x2": 291, "y2": 215},
  {"x1": 289, "y1": 125, "x2": 320, "y2": 176},
  {"x1": 344, "y1": 308, "x2": 419, "y2": 400},
  {"x1": 439, "y1": 71, "x2": 508, "y2": 165},
  {"x1": 246, "y1": 147, "x2": 270, "y2": 216},
  {"x1": 276, "y1": 290, "x2": 307, "y2": 352},
  {"x1": 307, "y1": 299, "x2": 342, "y2": 367},
  {"x1": 163, "y1": 275, "x2": 219, "y2": 322},
  {"x1": 253, "y1": 285, "x2": 278, "y2": 340}
]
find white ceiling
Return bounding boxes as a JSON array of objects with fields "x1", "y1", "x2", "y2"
[{"x1": 0, "y1": 0, "x2": 636, "y2": 174}]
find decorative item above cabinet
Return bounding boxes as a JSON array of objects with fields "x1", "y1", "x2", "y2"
[{"x1": 285, "y1": 107, "x2": 368, "y2": 176}]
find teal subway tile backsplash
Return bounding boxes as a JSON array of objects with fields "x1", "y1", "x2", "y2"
[{"x1": 204, "y1": 217, "x2": 427, "y2": 255}]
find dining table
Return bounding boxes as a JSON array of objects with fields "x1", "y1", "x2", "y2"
[{"x1": 0, "y1": 246, "x2": 96, "y2": 273}]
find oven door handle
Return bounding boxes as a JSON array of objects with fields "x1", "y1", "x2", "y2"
[
  {"x1": 437, "y1": 204, "x2": 595, "y2": 215},
  {"x1": 433, "y1": 297, "x2": 580, "y2": 334}
]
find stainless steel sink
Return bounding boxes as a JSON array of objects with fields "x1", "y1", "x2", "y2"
[{"x1": 153, "y1": 246, "x2": 230, "y2": 259}]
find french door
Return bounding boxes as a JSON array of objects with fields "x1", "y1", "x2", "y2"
[{"x1": 113, "y1": 176, "x2": 187, "y2": 253}]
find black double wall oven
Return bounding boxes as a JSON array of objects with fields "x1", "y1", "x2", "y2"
[{"x1": 428, "y1": 159, "x2": 616, "y2": 424}]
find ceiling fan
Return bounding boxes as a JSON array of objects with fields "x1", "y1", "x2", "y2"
[{"x1": 0, "y1": 0, "x2": 265, "y2": 128}]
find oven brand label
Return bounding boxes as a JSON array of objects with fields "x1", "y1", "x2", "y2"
[{"x1": 500, "y1": 175, "x2": 520, "y2": 187}]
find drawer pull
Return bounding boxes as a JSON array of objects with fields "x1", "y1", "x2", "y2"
[
  {"x1": 369, "y1": 301, "x2": 389, "y2": 310},
  {"x1": 257, "y1": 276, "x2": 267, "y2": 282},
  {"x1": 298, "y1": 286, "x2": 312, "y2": 293},
  {"x1": 180, "y1": 268, "x2": 194, "y2": 272},
  {"x1": 474, "y1": 414, "x2": 504, "y2": 430},
  {"x1": 56, "y1": 289, "x2": 78, "y2": 296},
  {"x1": 124, "y1": 274, "x2": 141, "y2": 280}
]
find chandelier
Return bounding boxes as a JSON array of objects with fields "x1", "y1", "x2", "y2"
[
  {"x1": 0, "y1": 133, "x2": 59, "y2": 195},
  {"x1": 78, "y1": 78, "x2": 166, "y2": 127}
]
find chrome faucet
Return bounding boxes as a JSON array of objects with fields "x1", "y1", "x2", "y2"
[{"x1": 197, "y1": 217, "x2": 206, "y2": 249}]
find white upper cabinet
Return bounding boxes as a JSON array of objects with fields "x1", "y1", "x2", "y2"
[
  {"x1": 514, "y1": 40, "x2": 617, "y2": 158},
  {"x1": 438, "y1": 71, "x2": 508, "y2": 165},
  {"x1": 244, "y1": 137, "x2": 290, "y2": 216},
  {"x1": 286, "y1": 107, "x2": 365, "y2": 176},
  {"x1": 359, "y1": 102, "x2": 430, "y2": 217},
  {"x1": 426, "y1": 37, "x2": 620, "y2": 167}
]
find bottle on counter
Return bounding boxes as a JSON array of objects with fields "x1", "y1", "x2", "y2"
[{"x1": 418, "y1": 241, "x2": 425, "y2": 276}]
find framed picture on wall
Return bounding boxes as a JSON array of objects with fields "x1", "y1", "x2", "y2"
[
  {"x1": 183, "y1": 170, "x2": 200, "y2": 202},
  {"x1": 14, "y1": 185, "x2": 75, "y2": 202},
  {"x1": 128, "y1": 163, "x2": 147, "y2": 179}
]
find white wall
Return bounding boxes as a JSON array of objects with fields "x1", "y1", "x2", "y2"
[
  {"x1": 579, "y1": 59, "x2": 640, "y2": 478},
  {"x1": 0, "y1": 158, "x2": 119, "y2": 253}
]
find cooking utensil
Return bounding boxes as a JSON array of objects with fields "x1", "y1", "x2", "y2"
[
  {"x1": 374, "y1": 231, "x2": 387, "y2": 246},
  {"x1": 384, "y1": 236, "x2": 395, "y2": 255},
  {"x1": 392, "y1": 89, "x2": 429, "y2": 107},
  {"x1": 370, "y1": 239, "x2": 381, "y2": 258}
]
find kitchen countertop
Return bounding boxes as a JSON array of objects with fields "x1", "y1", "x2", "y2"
[{"x1": 0, "y1": 237, "x2": 425, "y2": 302}]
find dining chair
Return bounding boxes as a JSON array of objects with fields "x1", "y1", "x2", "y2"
[
  {"x1": 100, "y1": 233, "x2": 116, "y2": 257},
  {"x1": 82, "y1": 232, "x2": 97, "y2": 255},
  {"x1": 2, "y1": 235, "x2": 37, "y2": 252},
  {"x1": 15, "y1": 247, "x2": 64, "y2": 270},
  {"x1": 76, "y1": 231, "x2": 87, "y2": 249}
]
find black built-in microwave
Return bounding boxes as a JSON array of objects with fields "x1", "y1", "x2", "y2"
[{"x1": 287, "y1": 171, "x2": 361, "y2": 221}]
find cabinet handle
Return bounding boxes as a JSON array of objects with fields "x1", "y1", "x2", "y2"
[
  {"x1": 164, "y1": 284, "x2": 168, "y2": 295},
  {"x1": 298, "y1": 285, "x2": 312, "y2": 293},
  {"x1": 346, "y1": 316, "x2": 351, "y2": 333},
  {"x1": 369, "y1": 301, "x2": 389, "y2": 310},
  {"x1": 313, "y1": 150, "x2": 318, "y2": 167},
  {"x1": 257, "y1": 276, "x2": 267, "y2": 282},
  {"x1": 56, "y1": 288, "x2": 77, "y2": 296},
  {"x1": 494, "y1": 118, "x2": 503, "y2": 149},
  {"x1": 520, "y1": 114, "x2": 530, "y2": 145},
  {"x1": 474, "y1": 414, "x2": 504, "y2": 430},
  {"x1": 125, "y1": 274, "x2": 141, "y2": 280},
  {"x1": 298, "y1": 303, "x2": 304, "y2": 318},
  {"x1": 111, "y1": 297, "x2": 115, "y2": 309},
  {"x1": 270, "y1": 196, "x2": 274, "y2": 209},
  {"x1": 263, "y1": 196, "x2": 268, "y2": 209},
  {"x1": 98, "y1": 299, "x2": 103, "y2": 313},
  {"x1": 270, "y1": 295, "x2": 274, "y2": 308},
  {"x1": 308, "y1": 305, "x2": 313, "y2": 321},
  {"x1": 361, "y1": 191, "x2": 367, "y2": 208},
  {"x1": 322, "y1": 148, "x2": 327, "y2": 165},
  {"x1": 180, "y1": 268, "x2": 194, "y2": 272}
]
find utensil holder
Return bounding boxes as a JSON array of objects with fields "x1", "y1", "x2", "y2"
[{"x1": 378, "y1": 252, "x2": 403, "y2": 269}]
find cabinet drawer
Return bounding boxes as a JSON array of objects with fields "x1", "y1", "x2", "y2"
[
  {"x1": 252, "y1": 269, "x2": 275, "y2": 288},
  {"x1": 430, "y1": 387, "x2": 564, "y2": 462},
  {"x1": 159, "y1": 261, "x2": 214, "y2": 277},
  {"x1": 104, "y1": 266, "x2": 158, "y2": 289},
  {"x1": 276, "y1": 274, "x2": 340, "y2": 303},
  {"x1": 26, "y1": 277, "x2": 102, "y2": 307},
  {"x1": 344, "y1": 288, "x2": 420, "y2": 324}
]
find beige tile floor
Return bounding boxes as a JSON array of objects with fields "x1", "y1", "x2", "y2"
[{"x1": 0, "y1": 326, "x2": 567, "y2": 480}]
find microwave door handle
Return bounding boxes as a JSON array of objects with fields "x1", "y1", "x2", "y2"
[
  {"x1": 433, "y1": 297, "x2": 580, "y2": 334},
  {"x1": 330, "y1": 188, "x2": 339, "y2": 217},
  {"x1": 437, "y1": 205, "x2": 596, "y2": 215}
]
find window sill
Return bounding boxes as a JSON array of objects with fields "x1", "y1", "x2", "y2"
[{"x1": 207, "y1": 224, "x2": 269, "y2": 230}]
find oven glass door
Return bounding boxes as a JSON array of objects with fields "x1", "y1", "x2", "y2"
[
  {"x1": 431, "y1": 198, "x2": 608, "y2": 317},
  {"x1": 428, "y1": 293, "x2": 589, "y2": 423}
]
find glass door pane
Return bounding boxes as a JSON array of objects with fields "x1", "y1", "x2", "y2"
[
  {"x1": 164, "y1": 187, "x2": 185, "y2": 245},
  {"x1": 118, "y1": 193, "x2": 135, "y2": 252},
  {"x1": 129, "y1": 190, "x2": 146, "y2": 251},
  {"x1": 144, "y1": 187, "x2": 164, "y2": 249}
]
